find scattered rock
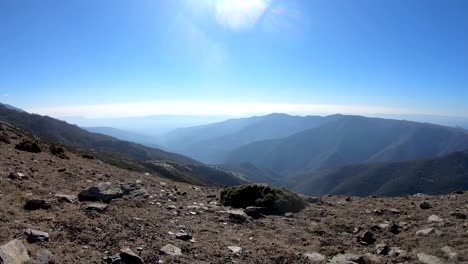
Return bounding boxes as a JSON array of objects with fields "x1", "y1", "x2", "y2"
[
  {"x1": 218, "y1": 210, "x2": 249, "y2": 223},
  {"x1": 54, "y1": 194, "x2": 77, "y2": 203},
  {"x1": 119, "y1": 247, "x2": 144, "y2": 264},
  {"x1": 121, "y1": 183, "x2": 150, "y2": 200},
  {"x1": 284, "y1": 212, "x2": 294, "y2": 217},
  {"x1": 301, "y1": 196, "x2": 323, "y2": 204},
  {"x1": 25, "y1": 229, "x2": 50, "y2": 243},
  {"x1": 82, "y1": 154, "x2": 94, "y2": 159},
  {"x1": 417, "y1": 253, "x2": 444, "y2": 264},
  {"x1": 388, "y1": 208, "x2": 401, "y2": 214},
  {"x1": 15, "y1": 139, "x2": 41, "y2": 153},
  {"x1": 419, "y1": 201, "x2": 432, "y2": 209},
  {"x1": 416, "y1": 228, "x2": 441, "y2": 236},
  {"x1": 450, "y1": 212, "x2": 466, "y2": 219},
  {"x1": 159, "y1": 244, "x2": 182, "y2": 256},
  {"x1": 375, "y1": 243, "x2": 389, "y2": 255},
  {"x1": 389, "y1": 223, "x2": 401, "y2": 234},
  {"x1": 359, "y1": 231, "x2": 375, "y2": 245},
  {"x1": 227, "y1": 246, "x2": 242, "y2": 254},
  {"x1": 84, "y1": 203, "x2": 108, "y2": 212},
  {"x1": 166, "y1": 205, "x2": 177, "y2": 210},
  {"x1": 304, "y1": 252, "x2": 326, "y2": 262},
  {"x1": 24, "y1": 199, "x2": 51, "y2": 210},
  {"x1": 57, "y1": 168, "x2": 66, "y2": 172},
  {"x1": 0, "y1": 239, "x2": 30, "y2": 264},
  {"x1": 389, "y1": 247, "x2": 407, "y2": 258},
  {"x1": 8, "y1": 172, "x2": 27, "y2": 180},
  {"x1": 427, "y1": 214, "x2": 443, "y2": 223},
  {"x1": 175, "y1": 232, "x2": 192, "y2": 241},
  {"x1": 441, "y1": 245, "x2": 460, "y2": 261},
  {"x1": 328, "y1": 253, "x2": 365, "y2": 264},
  {"x1": 105, "y1": 254, "x2": 121, "y2": 264},
  {"x1": 244, "y1": 206, "x2": 267, "y2": 219}
]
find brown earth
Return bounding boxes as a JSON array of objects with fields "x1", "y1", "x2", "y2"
[{"x1": 0, "y1": 122, "x2": 467, "y2": 263}]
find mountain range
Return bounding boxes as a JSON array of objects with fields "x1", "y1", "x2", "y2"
[
  {"x1": 2, "y1": 102, "x2": 468, "y2": 196},
  {"x1": 225, "y1": 115, "x2": 468, "y2": 175}
]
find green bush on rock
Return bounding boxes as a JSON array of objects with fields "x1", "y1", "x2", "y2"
[{"x1": 220, "y1": 184, "x2": 306, "y2": 215}]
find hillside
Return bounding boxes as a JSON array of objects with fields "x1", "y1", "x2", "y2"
[
  {"x1": 0, "y1": 121, "x2": 467, "y2": 263},
  {"x1": 84, "y1": 126, "x2": 163, "y2": 149},
  {"x1": 282, "y1": 150, "x2": 468, "y2": 197},
  {"x1": 0, "y1": 104, "x2": 245, "y2": 187},
  {"x1": 163, "y1": 113, "x2": 340, "y2": 163},
  {"x1": 224, "y1": 115, "x2": 468, "y2": 176}
]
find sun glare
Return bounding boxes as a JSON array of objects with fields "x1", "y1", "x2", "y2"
[{"x1": 214, "y1": 0, "x2": 271, "y2": 29}]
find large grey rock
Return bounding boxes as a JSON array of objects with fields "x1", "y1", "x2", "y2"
[
  {"x1": 0, "y1": 239, "x2": 30, "y2": 264},
  {"x1": 328, "y1": 253, "x2": 365, "y2": 264},
  {"x1": 417, "y1": 253, "x2": 444, "y2": 264},
  {"x1": 78, "y1": 182, "x2": 124, "y2": 203},
  {"x1": 159, "y1": 244, "x2": 182, "y2": 256},
  {"x1": 25, "y1": 229, "x2": 49, "y2": 243},
  {"x1": 119, "y1": 247, "x2": 143, "y2": 264}
]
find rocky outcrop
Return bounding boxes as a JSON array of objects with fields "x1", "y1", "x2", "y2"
[
  {"x1": 78, "y1": 182, "x2": 149, "y2": 203},
  {"x1": 78, "y1": 182, "x2": 124, "y2": 203}
]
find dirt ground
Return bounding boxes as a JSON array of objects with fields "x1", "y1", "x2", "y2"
[{"x1": 0, "y1": 123, "x2": 467, "y2": 264}]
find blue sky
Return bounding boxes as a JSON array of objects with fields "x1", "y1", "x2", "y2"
[{"x1": 1, "y1": 0, "x2": 467, "y2": 118}]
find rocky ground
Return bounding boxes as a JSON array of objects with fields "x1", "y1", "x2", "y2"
[{"x1": 0, "y1": 122, "x2": 467, "y2": 264}]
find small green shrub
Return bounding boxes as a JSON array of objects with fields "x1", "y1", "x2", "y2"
[{"x1": 220, "y1": 184, "x2": 306, "y2": 215}]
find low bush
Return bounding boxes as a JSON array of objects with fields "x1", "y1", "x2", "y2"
[{"x1": 220, "y1": 184, "x2": 306, "y2": 215}]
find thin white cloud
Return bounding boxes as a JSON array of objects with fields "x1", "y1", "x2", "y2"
[
  {"x1": 25, "y1": 101, "x2": 444, "y2": 119},
  {"x1": 215, "y1": 0, "x2": 271, "y2": 30}
]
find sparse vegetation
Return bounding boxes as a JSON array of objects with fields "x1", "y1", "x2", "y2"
[
  {"x1": 220, "y1": 184, "x2": 306, "y2": 214},
  {"x1": 15, "y1": 139, "x2": 41, "y2": 153}
]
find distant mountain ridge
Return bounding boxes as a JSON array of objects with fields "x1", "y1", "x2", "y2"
[
  {"x1": 281, "y1": 149, "x2": 468, "y2": 196},
  {"x1": 162, "y1": 113, "x2": 342, "y2": 163},
  {"x1": 84, "y1": 126, "x2": 163, "y2": 149},
  {"x1": 0, "y1": 104, "x2": 245, "y2": 186},
  {"x1": 224, "y1": 115, "x2": 468, "y2": 175}
]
